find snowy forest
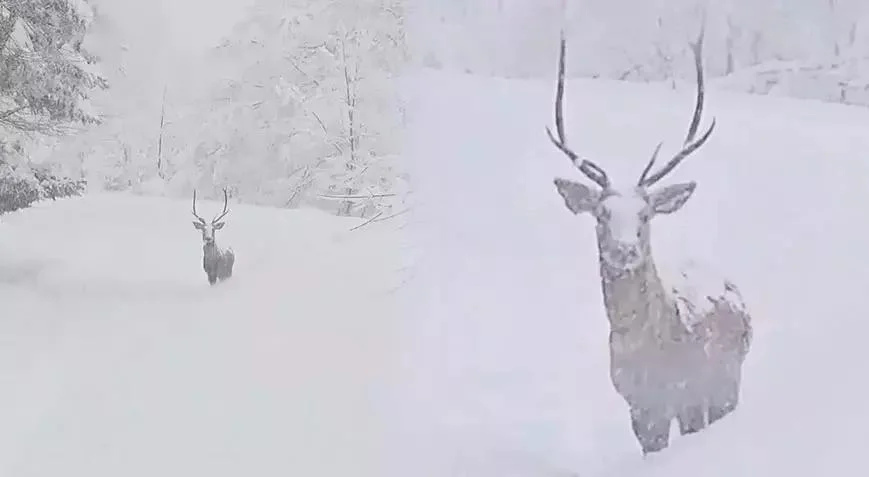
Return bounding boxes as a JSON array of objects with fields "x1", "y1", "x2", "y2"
[
  {"x1": 0, "y1": 0, "x2": 408, "y2": 218},
  {"x1": 4, "y1": 0, "x2": 869, "y2": 218},
  {"x1": 417, "y1": 0, "x2": 869, "y2": 106}
]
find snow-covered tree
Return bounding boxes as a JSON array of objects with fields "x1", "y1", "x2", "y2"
[
  {"x1": 33, "y1": 0, "x2": 181, "y2": 192},
  {"x1": 0, "y1": 0, "x2": 103, "y2": 213},
  {"x1": 0, "y1": 0, "x2": 107, "y2": 133},
  {"x1": 169, "y1": 0, "x2": 407, "y2": 217},
  {"x1": 418, "y1": 0, "x2": 869, "y2": 83}
]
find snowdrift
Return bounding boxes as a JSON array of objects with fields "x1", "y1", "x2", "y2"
[
  {"x1": 0, "y1": 193, "x2": 405, "y2": 477},
  {"x1": 397, "y1": 69, "x2": 869, "y2": 477}
]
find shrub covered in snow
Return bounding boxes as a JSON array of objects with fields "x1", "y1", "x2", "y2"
[
  {"x1": 33, "y1": 166, "x2": 88, "y2": 201},
  {"x1": 0, "y1": 163, "x2": 41, "y2": 214},
  {"x1": 0, "y1": 163, "x2": 87, "y2": 214}
]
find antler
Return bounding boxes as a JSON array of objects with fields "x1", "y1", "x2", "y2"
[
  {"x1": 638, "y1": 24, "x2": 716, "y2": 188},
  {"x1": 192, "y1": 188, "x2": 230, "y2": 224},
  {"x1": 192, "y1": 189, "x2": 207, "y2": 224},
  {"x1": 545, "y1": 30, "x2": 610, "y2": 189},
  {"x1": 212, "y1": 188, "x2": 230, "y2": 223}
]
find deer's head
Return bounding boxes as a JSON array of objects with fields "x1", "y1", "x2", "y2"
[
  {"x1": 192, "y1": 188, "x2": 230, "y2": 245},
  {"x1": 547, "y1": 28, "x2": 714, "y2": 273}
]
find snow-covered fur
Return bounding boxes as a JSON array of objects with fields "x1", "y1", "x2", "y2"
[
  {"x1": 602, "y1": 256, "x2": 752, "y2": 454},
  {"x1": 192, "y1": 220, "x2": 235, "y2": 285},
  {"x1": 553, "y1": 177, "x2": 753, "y2": 455},
  {"x1": 202, "y1": 241, "x2": 234, "y2": 285},
  {"x1": 191, "y1": 189, "x2": 235, "y2": 286},
  {"x1": 547, "y1": 25, "x2": 745, "y2": 455}
]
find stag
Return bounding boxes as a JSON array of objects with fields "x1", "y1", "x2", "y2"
[
  {"x1": 546, "y1": 28, "x2": 752, "y2": 455},
  {"x1": 192, "y1": 188, "x2": 235, "y2": 285}
]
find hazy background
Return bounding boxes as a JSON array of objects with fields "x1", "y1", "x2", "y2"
[
  {"x1": 413, "y1": 0, "x2": 869, "y2": 106},
  {"x1": 158, "y1": 0, "x2": 255, "y2": 53}
]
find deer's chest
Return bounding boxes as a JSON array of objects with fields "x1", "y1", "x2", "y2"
[
  {"x1": 607, "y1": 302, "x2": 696, "y2": 352},
  {"x1": 203, "y1": 245, "x2": 222, "y2": 270}
]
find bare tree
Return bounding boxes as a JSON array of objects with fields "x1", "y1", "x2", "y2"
[
  {"x1": 157, "y1": 84, "x2": 167, "y2": 178},
  {"x1": 339, "y1": 33, "x2": 358, "y2": 216}
]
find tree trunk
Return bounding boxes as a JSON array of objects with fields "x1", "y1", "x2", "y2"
[
  {"x1": 157, "y1": 85, "x2": 167, "y2": 179},
  {"x1": 340, "y1": 35, "x2": 358, "y2": 217}
]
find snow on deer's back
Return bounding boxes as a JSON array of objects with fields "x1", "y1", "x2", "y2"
[{"x1": 661, "y1": 258, "x2": 749, "y2": 330}]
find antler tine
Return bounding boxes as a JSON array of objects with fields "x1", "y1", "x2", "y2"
[
  {"x1": 192, "y1": 189, "x2": 206, "y2": 223},
  {"x1": 212, "y1": 188, "x2": 230, "y2": 223},
  {"x1": 682, "y1": 21, "x2": 706, "y2": 146},
  {"x1": 641, "y1": 120, "x2": 715, "y2": 187},
  {"x1": 637, "y1": 142, "x2": 664, "y2": 186},
  {"x1": 545, "y1": 30, "x2": 610, "y2": 189},
  {"x1": 639, "y1": 24, "x2": 716, "y2": 188}
]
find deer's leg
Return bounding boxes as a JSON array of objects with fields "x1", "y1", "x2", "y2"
[
  {"x1": 676, "y1": 404, "x2": 706, "y2": 435},
  {"x1": 676, "y1": 371, "x2": 708, "y2": 435},
  {"x1": 708, "y1": 363, "x2": 741, "y2": 425},
  {"x1": 629, "y1": 405, "x2": 671, "y2": 455},
  {"x1": 708, "y1": 379, "x2": 739, "y2": 425}
]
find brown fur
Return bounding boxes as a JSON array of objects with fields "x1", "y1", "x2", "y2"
[
  {"x1": 202, "y1": 241, "x2": 234, "y2": 285},
  {"x1": 601, "y1": 254, "x2": 752, "y2": 454}
]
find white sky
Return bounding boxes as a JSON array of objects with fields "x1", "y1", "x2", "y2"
[
  {"x1": 84, "y1": 0, "x2": 256, "y2": 114},
  {"x1": 157, "y1": 0, "x2": 254, "y2": 53}
]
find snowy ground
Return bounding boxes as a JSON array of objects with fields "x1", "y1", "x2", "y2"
[
  {"x1": 0, "y1": 193, "x2": 405, "y2": 476},
  {"x1": 396, "y1": 69, "x2": 869, "y2": 477},
  {"x1": 6, "y1": 71, "x2": 869, "y2": 477}
]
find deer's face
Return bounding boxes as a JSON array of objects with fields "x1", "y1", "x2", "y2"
[
  {"x1": 554, "y1": 178, "x2": 696, "y2": 272},
  {"x1": 193, "y1": 220, "x2": 225, "y2": 244}
]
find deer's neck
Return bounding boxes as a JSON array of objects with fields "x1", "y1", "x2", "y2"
[
  {"x1": 203, "y1": 241, "x2": 222, "y2": 260},
  {"x1": 598, "y1": 250, "x2": 674, "y2": 334}
]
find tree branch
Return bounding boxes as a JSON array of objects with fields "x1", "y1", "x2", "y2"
[
  {"x1": 0, "y1": 106, "x2": 25, "y2": 120},
  {"x1": 319, "y1": 193, "x2": 397, "y2": 200}
]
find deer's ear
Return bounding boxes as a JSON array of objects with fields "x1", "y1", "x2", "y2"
[
  {"x1": 554, "y1": 178, "x2": 600, "y2": 215},
  {"x1": 192, "y1": 221, "x2": 204, "y2": 230},
  {"x1": 649, "y1": 181, "x2": 696, "y2": 215},
  {"x1": 213, "y1": 222, "x2": 226, "y2": 230}
]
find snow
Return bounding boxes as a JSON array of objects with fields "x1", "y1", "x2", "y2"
[
  {"x1": 660, "y1": 258, "x2": 748, "y2": 324},
  {"x1": 68, "y1": 0, "x2": 94, "y2": 23},
  {"x1": 0, "y1": 192, "x2": 404, "y2": 476},
  {"x1": 599, "y1": 193, "x2": 646, "y2": 245},
  {"x1": 397, "y1": 69, "x2": 869, "y2": 477}
]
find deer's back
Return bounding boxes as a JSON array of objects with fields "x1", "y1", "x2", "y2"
[
  {"x1": 663, "y1": 259, "x2": 752, "y2": 357},
  {"x1": 661, "y1": 259, "x2": 748, "y2": 322},
  {"x1": 611, "y1": 260, "x2": 751, "y2": 398},
  {"x1": 217, "y1": 248, "x2": 234, "y2": 278}
]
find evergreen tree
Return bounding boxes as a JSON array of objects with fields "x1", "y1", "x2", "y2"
[
  {"x1": 0, "y1": 0, "x2": 99, "y2": 213},
  {"x1": 0, "y1": 0, "x2": 107, "y2": 133}
]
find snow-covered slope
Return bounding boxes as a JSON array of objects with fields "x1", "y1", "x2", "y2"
[
  {"x1": 397, "y1": 69, "x2": 869, "y2": 477},
  {"x1": 0, "y1": 193, "x2": 404, "y2": 476}
]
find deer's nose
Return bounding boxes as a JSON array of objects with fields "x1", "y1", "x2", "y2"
[{"x1": 614, "y1": 244, "x2": 640, "y2": 262}]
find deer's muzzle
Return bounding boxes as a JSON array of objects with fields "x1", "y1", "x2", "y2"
[{"x1": 605, "y1": 243, "x2": 643, "y2": 271}]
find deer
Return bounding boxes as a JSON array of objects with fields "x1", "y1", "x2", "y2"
[
  {"x1": 192, "y1": 188, "x2": 235, "y2": 285},
  {"x1": 545, "y1": 27, "x2": 752, "y2": 455}
]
